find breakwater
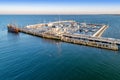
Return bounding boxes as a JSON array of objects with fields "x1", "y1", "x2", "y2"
[
  {"x1": 92, "y1": 25, "x2": 108, "y2": 37},
  {"x1": 19, "y1": 28, "x2": 119, "y2": 51},
  {"x1": 8, "y1": 20, "x2": 120, "y2": 51}
]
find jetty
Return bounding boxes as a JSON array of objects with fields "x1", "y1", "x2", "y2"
[{"x1": 8, "y1": 20, "x2": 120, "y2": 51}]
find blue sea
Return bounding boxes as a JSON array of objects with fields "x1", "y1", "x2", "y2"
[{"x1": 0, "y1": 15, "x2": 120, "y2": 80}]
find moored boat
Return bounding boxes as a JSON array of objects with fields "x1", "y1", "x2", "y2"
[{"x1": 7, "y1": 24, "x2": 19, "y2": 33}]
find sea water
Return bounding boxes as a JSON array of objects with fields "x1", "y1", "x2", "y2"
[{"x1": 0, "y1": 15, "x2": 120, "y2": 80}]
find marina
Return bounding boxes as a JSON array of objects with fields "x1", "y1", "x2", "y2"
[{"x1": 8, "y1": 20, "x2": 120, "y2": 51}]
